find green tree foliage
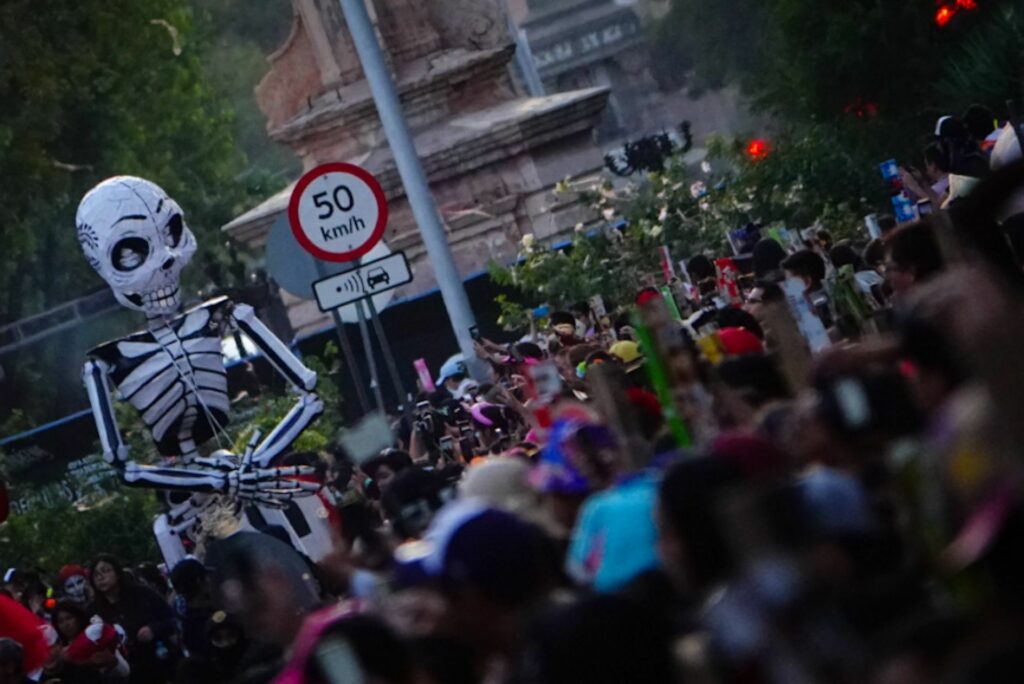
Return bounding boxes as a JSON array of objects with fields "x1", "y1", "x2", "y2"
[
  {"x1": 490, "y1": 125, "x2": 880, "y2": 327},
  {"x1": 652, "y1": 0, "x2": 1024, "y2": 162},
  {"x1": 0, "y1": 489, "x2": 161, "y2": 570},
  {"x1": 189, "y1": 0, "x2": 300, "y2": 188},
  {"x1": 0, "y1": 0, "x2": 256, "y2": 324},
  {"x1": 232, "y1": 344, "x2": 344, "y2": 455},
  {"x1": 936, "y1": 3, "x2": 1024, "y2": 113}
]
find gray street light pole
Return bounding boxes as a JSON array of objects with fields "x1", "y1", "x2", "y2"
[{"x1": 336, "y1": 0, "x2": 487, "y2": 381}]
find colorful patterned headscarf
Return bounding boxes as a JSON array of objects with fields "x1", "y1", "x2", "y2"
[{"x1": 530, "y1": 419, "x2": 616, "y2": 495}]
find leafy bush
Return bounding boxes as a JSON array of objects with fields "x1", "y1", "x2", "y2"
[
  {"x1": 0, "y1": 489, "x2": 161, "y2": 571},
  {"x1": 489, "y1": 126, "x2": 885, "y2": 328}
]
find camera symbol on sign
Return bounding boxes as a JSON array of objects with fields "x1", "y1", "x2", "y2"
[
  {"x1": 335, "y1": 272, "x2": 364, "y2": 295},
  {"x1": 365, "y1": 267, "x2": 390, "y2": 290}
]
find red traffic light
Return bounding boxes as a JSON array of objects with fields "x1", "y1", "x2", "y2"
[
  {"x1": 936, "y1": 0, "x2": 978, "y2": 27},
  {"x1": 746, "y1": 139, "x2": 770, "y2": 161}
]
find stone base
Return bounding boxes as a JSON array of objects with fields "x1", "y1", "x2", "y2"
[{"x1": 223, "y1": 87, "x2": 610, "y2": 334}]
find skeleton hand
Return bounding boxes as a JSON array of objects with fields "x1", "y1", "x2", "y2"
[
  {"x1": 224, "y1": 464, "x2": 321, "y2": 506},
  {"x1": 223, "y1": 427, "x2": 321, "y2": 506}
]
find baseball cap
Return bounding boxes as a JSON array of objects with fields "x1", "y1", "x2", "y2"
[
  {"x1": 436, "y1": 354, "x2": 467, "y2": 385},
  {"x1": 58, "y1": 564, "x2": 88, "y2": 585},
  {"x1": 935, "y1": 115, "x2": 969, "y2": 139},
  {"x1": 609, "y1": 340, "x2": 642, "y2": 364},
  {"x1": 718, "y1": 327, "x2": 764, "y2": 356},
  {"x1": 393, "y1": 500, "x2": 552, "y2": 606}
]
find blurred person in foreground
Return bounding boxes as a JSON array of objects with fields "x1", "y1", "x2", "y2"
[
  {"x1": 566, "y1": 389, "x2": 666, "y2": 592},
  {"x1": 0, "y1": 638, "x2": 29, "y2": 684},
  {"x1": 391, "y1": 500, "x2": 558, "y2": 681},
  {"x1": 883, "y1": 218, "x2": 945, "y2": 301}
]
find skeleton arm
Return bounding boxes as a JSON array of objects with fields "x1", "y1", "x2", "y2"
[
  {"x1": 230, "y1": 303, "x2": 324, "y2": 468},
  {"x1": 82, "y1": 358, "x2": 317, "y2": 497},
  {"x1": 83, "y1": 358, "x2": 129, "y2": 466}
]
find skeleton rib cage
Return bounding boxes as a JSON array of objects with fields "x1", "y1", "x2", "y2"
[
  {"x1": 90, "y1": 299, "x2": 232, "y2": 458},
  {"x1": 82, "y1": 297, "x2": 325, "y2": 503}
]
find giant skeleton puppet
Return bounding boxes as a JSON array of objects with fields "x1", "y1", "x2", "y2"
[{"x1": 77, "y1": 176, "x2": 330, "y2": 563}]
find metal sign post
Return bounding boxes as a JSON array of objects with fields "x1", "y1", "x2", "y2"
[
  {"x1": 266, "y1": 215, "x2": 371, "y2": 415},
  {"x1": 335, "y1": 0, "x2": 487, "y2": 381},
  {"x1": 355, "y1": 298, "x2": 385, "y2": 413},
  {"x1": 312, "y1": 249, "x2": 415, "y2": 414},
  {"x1": 313, "y1": 259, "x2": 372, "y2": 414},
  {"x1": 362, "y1": 293, "x2": 407, "y2": 413},
  {"x1": 289, "y1": 161, "x2": 397, "y2": 415}
]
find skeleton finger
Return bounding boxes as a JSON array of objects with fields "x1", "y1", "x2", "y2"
[
  {"x1": 193, "y1": 455, "x2": 239, "y2": 471},
  {"x1": 264, "y1": 465, "x2": 317, "y2": 478},
  {"x1": 241, "y1": 429, "x2": 263, "y2": 471}
]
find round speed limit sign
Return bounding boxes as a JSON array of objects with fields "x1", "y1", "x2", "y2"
[{"x1": 288, "y1": 162, "x2": 389, "y2": 262}]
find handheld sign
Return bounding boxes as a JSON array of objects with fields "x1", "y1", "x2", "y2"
[{"x1": 288, "y1": 162, "x2": 388, "y2": 262}]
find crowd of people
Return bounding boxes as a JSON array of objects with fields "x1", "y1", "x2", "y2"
[{"x1": 3, "y1": 108, "x2": 1024, "y2": 684}]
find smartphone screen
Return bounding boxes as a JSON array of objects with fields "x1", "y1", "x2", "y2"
[
  {"x1": 439, "y1": 436, "x2": 455, "y2": 460},
  {"x1": 529, "y1": 361, "x2": 562, "y2": 401}
]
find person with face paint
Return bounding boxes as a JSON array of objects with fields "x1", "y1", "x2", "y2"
[{"x1": 57, "y1": 565, "x2": 91, "y2": 606}]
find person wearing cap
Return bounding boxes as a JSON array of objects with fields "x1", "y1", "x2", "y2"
[
  {"x1": 530, "y1": 418, "x2": 617, "y2": 536},
  {"x1": 393, "y1": 501, "x2": 557, "y2": 669},
  {"x1": 933, "y1": 115, "x2": 989, "y2": 180},
  {"x1": 608, "y1": 340, "x2": 643, "y2": 370},
  {"x1": 57, "y1": 565, "x2": 91, "y2": 606},
  {"x1": 436, "y1": 355, "x2": 478, "y2": 401}
]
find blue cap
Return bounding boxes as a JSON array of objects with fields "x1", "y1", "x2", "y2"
[
  {"x1": 393, "y1": 500, "x2": 550, "y2": 605},
  {"x1": 436, "y1": 354, "x2": 467, "y2": 385}
]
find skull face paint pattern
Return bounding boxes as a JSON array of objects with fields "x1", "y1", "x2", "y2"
[
  {"x1": 63, "y1": 574, "x2": 88, "y2": 603},
  {"x1": 76, "y1": 176, "x2": 197, "y2": 316}
]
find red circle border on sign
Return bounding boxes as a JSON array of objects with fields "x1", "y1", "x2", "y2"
[{"x1": 287, "y1": 162, "x2": 389, "y2": 263}]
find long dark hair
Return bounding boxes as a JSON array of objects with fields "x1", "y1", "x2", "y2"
[
  {"x1": 52, "y1": 600, "x2": 88, "y2": 643},
  {"x1": 87, "y1": 554, "x2": 134, "y2": 604}
]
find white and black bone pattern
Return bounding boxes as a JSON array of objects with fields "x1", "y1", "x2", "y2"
[{"x1": 89, "y1": 299, "x2": 232, "y2": 457}]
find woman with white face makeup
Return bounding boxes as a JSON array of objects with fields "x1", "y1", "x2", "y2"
[{"x1": 58, "y1": 565, "x2": 92, "y2": 606}]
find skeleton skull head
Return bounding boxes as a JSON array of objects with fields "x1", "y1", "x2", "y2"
[
  {"x1": 76, "y1": 176, "x2": 197, "y2": 316},
  {"x1": 63, "y1": 574, "x2": 88, "y2": 603}
]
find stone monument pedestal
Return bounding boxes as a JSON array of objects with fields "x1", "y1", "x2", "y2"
[{"x1": 223, "y1": 0, "x2": 609, "y2": 334}]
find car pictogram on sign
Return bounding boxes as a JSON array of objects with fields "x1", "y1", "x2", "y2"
[{"x1": 365, "y1": 267, "x2": 390, "y2": 289}]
